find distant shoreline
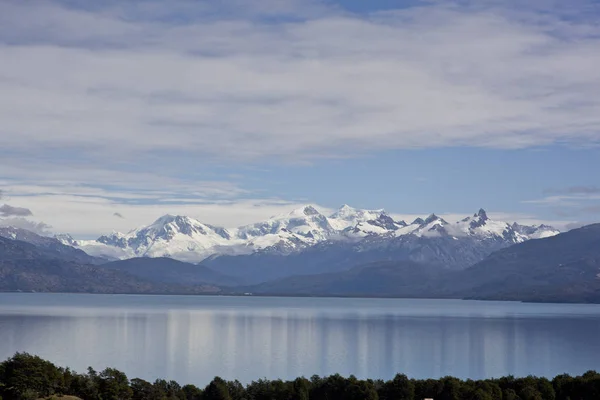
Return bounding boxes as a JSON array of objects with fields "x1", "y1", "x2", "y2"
[{"x1": 1, "y1": 290, "x2": 599, "y2": 305}]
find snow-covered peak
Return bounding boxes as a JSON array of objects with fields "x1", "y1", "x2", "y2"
[
  {"x1": 451, "y1": 209, "x2": 531, "y2": 243},
  {"x1": 287, "y1": 205, "x2": 321, "y2": 218},
  {"x1": 238, "y1": 205, "x2": 334, "y2": 244},
  {"x1": 423, "y1": 213, "x2": 445, "y2": 225},
  {"x1": 511, "y1": 222, "x2": 561, "y2": 239},
  {"x1": 476, "y1": 208, "x2": 489, "y2": 221},
  {"x1": 61, "y1": 205, "x2": 561, "y2": 263},
  {"x1": 411, "y1": 217, "x2": 425, "y2": 225},
  {"x1": 413, "y1": 214, "x2": 450, "y2": 237},
  {"x1": 328, "y1": 204, "x2": 387, "y2": 230},
  {"x1": 55, "y1": 233, "x2": 78, "y2": 247},
  {"x1": 346, "y1": 213, "x2": 407, "y2": 238}
]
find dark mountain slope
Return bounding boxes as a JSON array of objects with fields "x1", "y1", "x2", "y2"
[
  {"x1": 239, "y1": 261, "x2": 448, "y2": 297},
  {"x1": 202, "y1": 234, "x2": 506, "y2": 284},
  {"x1": 102, "y1": 257, "x2": 241, "y2": 286},
  {"x1": 0, "y1": 227, "x2": 106, "y2": 264},
  {"x1": 0, "y1": 237, "x2": 218, "y2": 294},
  {"x1": 448, "y1": 223, "x2": 600, "y2": 302},
  {"x1": 239, "y1": 224, "x2": 600, "y2": 303}
]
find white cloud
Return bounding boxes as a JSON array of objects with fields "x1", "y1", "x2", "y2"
[
  {"x1": 0, "y1": 217, "x2": 53, "y2": 235},
  {"x1": 1, "y1": 0, "x2": 599, "y2": 164},
  {"x1": 5, "y1": 189, "x2": 320, "y2": 238},
  {"x1": 2, "y1": 184, "x2": 575, "y2": 237},
  {"x1": 523, "y1": 194, "x2": 600, "y2": 206},
  {"x1": 1, "y1": 0, "x2": 597, "y2": 235},
  {"x1": 0, "y1": 204, "x2": 33, "y2": 217}
]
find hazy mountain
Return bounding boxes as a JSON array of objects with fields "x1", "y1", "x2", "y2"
[
  {"x1": 0, "y1": 226, "x2": 106, "y2": 265},
  {"x1": 101, "y1": 257, "x2": 241, "y2": 286},
  {"x1": 241, "y1": 261, "x2": 448, "y2": 297}
]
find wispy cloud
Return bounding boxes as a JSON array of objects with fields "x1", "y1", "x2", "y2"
[
  {"x1": 582, "y1": 204, "x2": 600, "y2": 214},
  {"x1": 544, "y1": 186, "x2": 600, "y2": 195},
  {"x1": 4, "y1": 189, "x2": 323, "y2": 237},
  {"x1": 522, "y1": 192, "x2": 600, "y2": 207},
  {"x1": 0, "y1": 217, "x2": 52, "y2": 235},
  {"x1": 0, "y1": 204, "x2": 34, "y2": 217},
  {"x1": 524, "y1": 186, "x2": 600, "y2": 222}
]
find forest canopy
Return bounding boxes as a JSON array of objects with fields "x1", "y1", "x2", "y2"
[{"x1": 1, "y1": 353, "x2": 599, "y2": 400}]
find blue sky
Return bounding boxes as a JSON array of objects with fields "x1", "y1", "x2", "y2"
[{"x1": 0, "y1": 0, "x2": 599, "y2": 237}]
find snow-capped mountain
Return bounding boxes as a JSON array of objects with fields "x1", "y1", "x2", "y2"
[
  {"x1": 237, "y1": 205, "x2": 337, "y2": 249},
  {"x1": 328, "y1": 204, "x2": 390, "y2": 230},
  {"x1": 75, "y1": 215, "x2": 243, "y2": 263},
  {"x1": 60, "y1": 205, "x2": 560, "y2": 263}
]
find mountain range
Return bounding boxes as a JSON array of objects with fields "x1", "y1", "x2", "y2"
[
  {"x1": 57, "y1": 205, "x2": 559, "y2": 266},
  {"x1": 245, "y1": 223, "x2": 600, "y2": 303},
  {"x1": 3, "y1": 204, "x2": 599, "y2": 303}
]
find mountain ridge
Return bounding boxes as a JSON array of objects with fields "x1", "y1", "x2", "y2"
[
  {"x1": 0, "y1": 237, "x2": 219, "y2": 294},
  {"x1": 237, "y1": 223, "x2": 600, "y2": 303},
  {"x1": 56, "y1": 205, "x2": 560, "y2": 263}
]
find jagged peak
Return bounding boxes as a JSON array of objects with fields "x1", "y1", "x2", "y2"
[
  {"x1": 302, "y1": 205, "x2": 320, "y2": 216},
  {"x1": 475, "y1": 208, "x2": 489, "y2": 221},
  {"x1": 411, "y1": 217, "x2": 425, "y2": 225},
  {"x1": 287, "y1": 205, "x2": 322, "y2": 218},
  {"x1": 424, "y1": 213, "x2": 440, "y2": 224}
]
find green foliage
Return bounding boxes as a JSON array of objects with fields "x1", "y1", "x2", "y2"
[
  {"x1": 97, "y1": 368, "x2": 133, "y2": 400},
  {"x1": 2, "y1": 353, "x2": 600, "y2": 400},
  {"x1": 0, "y1": 353, "x2": 64, "y2": 400},
  {"x1": 203, "y1": 377, "x2": 231, "y2": 400},
  {"x1": 181, "y1": 384, "x2": 203, "y2": 400},
  {"x1": 379, "y1": 374, "x2": 414, "y2": 400}
]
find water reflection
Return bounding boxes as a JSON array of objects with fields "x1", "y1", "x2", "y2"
[{"x1": 0, "y1": 295, "x2": 599, "y2": 386}]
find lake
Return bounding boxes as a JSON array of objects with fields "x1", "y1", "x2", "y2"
[{"x1": 0, "y1": 294, "x2": 599, "y2": 386}]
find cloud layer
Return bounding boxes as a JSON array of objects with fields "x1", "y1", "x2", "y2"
[
  {"x1": 1, "y1": 0, "x2": 598, "y2": 235},
  {"x1": 1, "y1": 0, "x2": 600, "y2": 165},
  {"x1": 0, "y1": 204, "x2": 33, "y2": 217}
]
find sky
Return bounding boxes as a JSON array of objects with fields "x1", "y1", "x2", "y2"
[{"x1": 1, "y1": 0, "x2": 599, "y2": 238}]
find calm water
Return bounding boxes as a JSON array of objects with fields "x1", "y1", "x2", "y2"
[{"x1": 1, "y1": 294, "x2": 599, "y2": 385}]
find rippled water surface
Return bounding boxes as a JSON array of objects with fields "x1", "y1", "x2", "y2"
[{"x1": 1, "y1": 293, "x2": 599, "y2": 385}]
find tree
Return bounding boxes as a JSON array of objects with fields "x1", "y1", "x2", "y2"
[
  {"x1": 439, "y1": 376, "x2": 462, "y2": 400},
  {"x1": 131, "y1": 378, "x2": 154, "y2": 400},
  {"x1": 204, "y1": 377, "x2": 231, "y2": 400},
  {"x1": 553, "y1": 374, "x2": 574, "y2": 400},
  {"x1": 181, "y1": 384, "x2": 203, "y2": 400},
  {"x1": 345, "y1": 380, "x2": 378, "y2": 400},
  {"x1": 0, "y1": 353, "x2": 63, "y2": 400},
  {"x1": 226, "y1": 380, "x2": 245, "y2": 400},
  {"x1": 97, "y1": 368, "x2": 133, "y2": 400},
  {"x1": 379, "y1": 374, "x2": 415, "y2": 400},
  {"x1": 472, "y1": 389, "x2": 493, "y2": 400},
  {"x1": 68, "y1": 369, "x2": 100, "y2": 400},
  {"x1": 291, "y1": 377, "x2": 310, "y2": 400},
  {"x1": 503, "y1": 388, "x2": 520, "y2": 400},
  {"x1": 520, "y1": 386, "x2": 542, "y2": 400}
]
